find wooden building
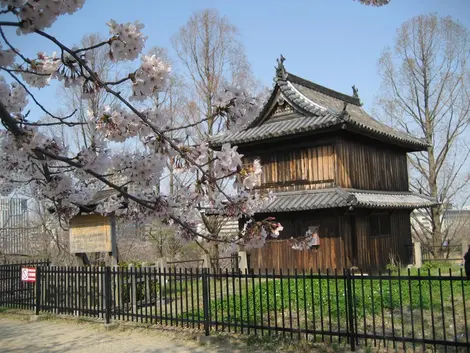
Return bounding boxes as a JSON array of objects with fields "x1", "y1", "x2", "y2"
[{"x1": 212, "y1": 58, "x2": 435, "y2": 272}]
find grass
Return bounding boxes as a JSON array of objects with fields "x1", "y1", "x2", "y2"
[{"x1": 172, "y1": 267, "x2": 470, "y2": 346}]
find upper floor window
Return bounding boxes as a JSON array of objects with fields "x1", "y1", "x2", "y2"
[{"x1": 370, "y1": 213, "x2": 390, "y2": 237}]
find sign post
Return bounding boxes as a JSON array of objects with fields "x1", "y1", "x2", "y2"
[
  {"x1": 69, "y1": 214, "x2": 113, "y2": 254},
  {"x1": 69, "y1": 213, "x2": 118, "y2": 266}
]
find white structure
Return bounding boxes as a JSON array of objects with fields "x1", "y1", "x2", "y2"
[
  {"x1": 0, "y1": 197, "x2": 32, "y2": 255},
  {"x1": 411, "y1": 207, "x2": 470, "y2": 245}
]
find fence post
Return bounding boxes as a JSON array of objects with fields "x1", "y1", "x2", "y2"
[
  {"x1": 238, "y1": 251, "x2": 248, "y2": 273},
  {"x1": 113, "y1": 265, "x2": 120, "y2": 312},
  {"x1": 345, "y1": 269, "x2": 356, "y2": 351},
  {"x1": 157, "y1": 258, "x2": 167, "y2": 271},
  {"x1": 201, "y1": 268, "x2": 210, "y2": 336},
  {"x1": 35, "y1": 267, "x2": 41, "y2": 315},
  {"x1": 202, "y1": 254, "x2": 211, "y2": 269},
  {"x1": 462, "y1": 241, "x2": 469, "y2": 260},
  {"x1": 129, "y1": 264, "x2": 137, "y2": 313},
  {"x1": 86, "y1": 267, "x2": 92, "y2": 311},
  {"x1": 98, "y1": 266, "x2": 103, "y2": 319},
  {"x1": 104, "y1": 267, "x2": 112, "y2": 325},
  {"x1": 413, "y1": 242, "x2": 422, "y2": 268}
]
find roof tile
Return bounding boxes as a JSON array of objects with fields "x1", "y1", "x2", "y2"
[
  {"x1": 211, "y1": 72, "x2": 427, "y2": 150},
  {"x1": 258, "y1": 188, "x2": 436, "y2": 213}
]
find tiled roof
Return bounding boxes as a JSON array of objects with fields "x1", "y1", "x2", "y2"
[
  {"x1": 258, "y1": 188, "x2": 436, "y2": 213},
  {"x1": 88, "y1": 189, "x2": 121, "y2": 205},
  {"x1": 211, "y1": 72, "x2": 428, "y2": 151},
  {"x1": 211, "y1": 113, "x2": 342, "y2": 146},
  {"x1": 351, "y1": 190, "x2": 436, "y2": 209},
  {"x1": 260, "y1": 188, "x2": 354, "y2": 213}
]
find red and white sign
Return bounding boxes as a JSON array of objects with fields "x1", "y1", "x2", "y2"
[{"x1": 21, "y1": 267, "x2": 36, "y2": 282}]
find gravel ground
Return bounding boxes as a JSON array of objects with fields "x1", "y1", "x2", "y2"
[{"x1": 0, "y1": 316, "x2": 254, "y2": 353}]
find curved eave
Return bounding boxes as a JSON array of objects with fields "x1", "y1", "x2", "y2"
[
  {"x1": 210, "y1": 75, "x2": 428, "y2": 151},
  {"x1": 255, "y1": 189, "x2": 437, "y2": 214},
  {"x1": 210, "y1": 119, "x2": 427, "y2": 151},
  {"x1": 344, "y1": 120, "x2": 428, "y2": 152}
]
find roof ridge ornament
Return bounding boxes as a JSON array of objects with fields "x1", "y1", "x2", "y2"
[
  {"x1": 275, "y1": 54, "x2": 288, "y2": 81},
  {"x1": 352, "y1": 85, "x2": 359, "y2": 99},
  {"x1": 352, "y1": 85, "x2": 363, "y2": 106}
]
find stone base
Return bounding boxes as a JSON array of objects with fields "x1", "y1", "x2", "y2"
[
  {"x1": 29, "y1": 315, "x2": 43, "y2": 322},
  {"x1": 197, "y1": 335, "x2": 215, "y2": 345},
  {"x1": 103, "y1": 322, "x2": 119, "y2": 331}
]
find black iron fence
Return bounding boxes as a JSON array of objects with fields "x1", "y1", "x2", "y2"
[
  {"x1": 1, "y1": 264, "x2": 469, "y2": 352},
  {"x1": 0, "y1": 260, "x2": 50, "y2": 310}
]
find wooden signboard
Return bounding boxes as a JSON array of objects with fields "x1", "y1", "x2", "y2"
[{"x1": 69, "y1": 214, "x2": 112, "y2": 253}]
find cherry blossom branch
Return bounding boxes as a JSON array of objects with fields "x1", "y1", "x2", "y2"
[
  {"x1": 0, "y1": 26, "x2": 32, "y2": 65},
  {"x1": 161, "y1": 105, "x2": 227, "y2": 133},
  {"x1": 34, "y1": 146, "x2": 232, "y2": 243},
  {"x1": 74, "y1": 39, "x2": 112, "y2": 54},
  {"x1": 1, "y1": 66, "x2": 78, "y2": 123},
  {"x1": 27, "y1": 27, "x2": 245, "y2": 212},
  {"x1": 0, "y1": 19, "x2": 264, "y2": 245},
  {"x1": 20, "y1": 120, "x2": 86, "y2": 127},
  {"x1": 0, "y1": 101, "x2": 233, "y2": 244},
  {"x1": 4, "y1": 67, "x2": 50, "y2": 76},
  {"x1": 103, "y1": 75, "x2": 132, "y2": 86}
]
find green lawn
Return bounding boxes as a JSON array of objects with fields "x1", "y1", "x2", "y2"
[{"x1": 176, "y1": 268, "x2": 470, "y2": 343}]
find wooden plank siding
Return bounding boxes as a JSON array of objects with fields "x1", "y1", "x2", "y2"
[
  {"x1": 242, "y1": 145, "x2": 335, "y2": 192},
  {"x1": 352, "y1": 210, "x2": 413, "y2": 271},
  {"x1": 249, "y1": 209, "x2": 413, "y2": 272},
  {"x1": 335, "y1": 136, "x2": 409, "y2": 191},
  {"x1": 250, "y1": 210, "x2": 344, "y2": 272}
]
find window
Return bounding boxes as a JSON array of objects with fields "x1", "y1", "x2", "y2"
[{"x1": 370, "y1": 213, "x2": 390, "y2": 237}]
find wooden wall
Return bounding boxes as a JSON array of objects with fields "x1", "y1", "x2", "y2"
[
  {"x1": 336, "y1": 136, "x2": 409, "y2": 191},
  {"x1": 340, "y1": 210, "x2": 412, "y2": 271},
  {"x1": 242, "y1": 135, "x2": 409, "y2": 193},
  {"x1": 243, "y1": 145, "x2": 335, "y2": 192},
  {"x1": 249, "y1": 209, "x2": 413, "y2": 272},
  {"x1": 249, "y1": 210, "x2": 345, "y2": 271}
]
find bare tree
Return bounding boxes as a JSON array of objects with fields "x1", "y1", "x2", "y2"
[
  {"x1": 377, "y1": 14, "x2": 470, "y2": 256},
  {"x1": 60, "y1": 33, "x2": 117, "y2": 151},
  {"x1": 171, "y1": 9, "x2": 260, "y2": 265},
  {"x1": 171, "y1": 9, "x2": 259, "y2": 139}
]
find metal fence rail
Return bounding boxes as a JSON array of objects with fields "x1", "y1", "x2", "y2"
[{"x1": 0, "y1": 264, "x2": 469, "y2": 352}]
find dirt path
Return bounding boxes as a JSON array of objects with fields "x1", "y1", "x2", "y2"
[{"x1": 0, "y1": 317, "x2": 253, "y2": 353}]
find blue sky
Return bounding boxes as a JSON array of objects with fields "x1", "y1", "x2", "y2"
[{"x1": 3, "y1": 0, "x2": 470, "y2": 117}]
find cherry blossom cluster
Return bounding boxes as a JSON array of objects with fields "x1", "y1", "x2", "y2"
[
  {"x1": 220, "y1": 190, "x2": 273, "y2": 218},
  {"x1": 75, "y1": 142, "x2": 111, "y2": 177},
  {"x1": 213, "y1": 87, "x2": 261, "y2": 131},
  {"x1": 213, "y1": 143, "x2": 243, "y2": 178},
  {"x1": 0, "y1": 43, "x2": 15, "y2": 67},
  {"x1": 0, "y1": 76, "x2": 28, "y2": 113},
  {"x1": 95, "y1": 195, "x2": 123, "y2": 215},
  {"x1": 238, "y1": 159, "x2": 262, "y2": 190},
  {"x1": 290, "y1": 227, "x2": 320, "y2": 250},
  {"x1": 19, "y1": 52, "x2": 61, "y2": 88},
  {"x1": 112, "y1": 152, "x2": 166, "y2": 188},
  {"x1": 1, "y1": 0, "x2": 86, "y2": 34},
  {"x1": 93, "y1": 104, "x2": 144, "y2": 142},
  {"x1": 242, "y1": 217, "x2": 283, "y2": 249},
  {"x1": 0, "y1": 127, "x2": 63, "y2": 198},
  {"x1": 107, "y1": 19, "x2": 147, "y2": 62},
  {"x1": 130, "y1": 55, "x2": 171, "y2": 102}
]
